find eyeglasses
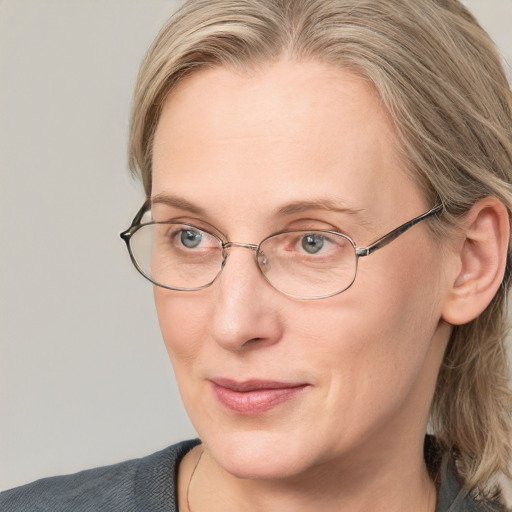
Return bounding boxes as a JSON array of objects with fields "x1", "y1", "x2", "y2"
[{"x1": 120, "y1": 202, "x2": 442, "y2": 300}]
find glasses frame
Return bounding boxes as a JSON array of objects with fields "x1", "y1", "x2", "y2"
[{"x1": 120, "y1": 201, "x2": 443, "y2": 300}]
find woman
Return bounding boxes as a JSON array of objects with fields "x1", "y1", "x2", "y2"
[{"x1": 2, "y1": 0, "x2": 511, "y2": 510}]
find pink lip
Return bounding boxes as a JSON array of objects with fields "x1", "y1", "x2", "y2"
[{"x1": 210, "y1": 378, "x2": 309, "y2": 415}]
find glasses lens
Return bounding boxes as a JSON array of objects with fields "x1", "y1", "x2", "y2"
[
  {"x1": 258, "y1": 231, "x2": 357, "y2": 298},
  {"x1": 129, "y1": 223, "x2": 223, "y2": 290}
]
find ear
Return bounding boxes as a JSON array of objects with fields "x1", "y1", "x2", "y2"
[{"x1": 441, "y1": 197, "x2": 510, "y2": 326}]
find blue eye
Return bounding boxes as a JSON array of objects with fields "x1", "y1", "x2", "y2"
[
  {"x1": 180, "y1": 229, "x2": 203, "y2": 248},
  {"x1": 301, "y1": 234, "x2": 325, "y2": 254}
]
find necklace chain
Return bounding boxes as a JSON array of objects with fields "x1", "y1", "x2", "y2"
[{"x1": 186, "y1": 449, "x2": 204, "y2": 512}]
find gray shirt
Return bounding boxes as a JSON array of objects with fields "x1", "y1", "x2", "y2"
[{"x1": 0, "y1": 439, "x2": 507, "y2": 511}]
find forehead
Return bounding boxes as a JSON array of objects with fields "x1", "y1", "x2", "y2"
[
  {"x1": 154, "y1": 59, "x2": 391, "y2": 158},
  {"x1": 151, "y1": 59, "x2": 425, "y2": 230}
]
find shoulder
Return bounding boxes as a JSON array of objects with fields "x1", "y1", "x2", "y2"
[
  {"x1": 0, "y1": 439, "x2": 200, "y2": 512},
  {"x1": 432, "y1": 445, "x2": 509, "y2": 512}
]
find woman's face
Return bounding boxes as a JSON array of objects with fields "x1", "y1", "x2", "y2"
[{"x1": 151, "y1": 59, "x2": 452, "y2": 480}]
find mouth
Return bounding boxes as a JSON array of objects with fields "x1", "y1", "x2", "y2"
[{"x1": 209, "y1": 378, "x2": 309, "y2": 415}]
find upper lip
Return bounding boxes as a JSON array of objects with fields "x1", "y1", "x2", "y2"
[{"x1": 210, "y1": 378, "x2": 309, "y2": 392}]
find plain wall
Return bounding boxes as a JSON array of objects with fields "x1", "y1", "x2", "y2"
[{"x1": 1, "y1": 0, "x2": 512, "y2": 491}]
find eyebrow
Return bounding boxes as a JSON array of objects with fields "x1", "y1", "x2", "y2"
[
  {"x1": 151, "y1": 193, "x2": 207, "y2": 215},
  {"x1": 151, "y1": 194, "x2": 369, "y2": 224},
  {"x1": 275, "y1": 199, "x2": 367, "y2": 218}
]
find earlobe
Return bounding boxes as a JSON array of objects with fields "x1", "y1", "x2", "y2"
[{"x1": 441, "y1": 197, "x2": 510, "y2": 326}]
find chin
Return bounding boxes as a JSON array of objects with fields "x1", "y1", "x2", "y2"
[{"x1": 202, "y1": 428, "x2": 319, "y2": 480}]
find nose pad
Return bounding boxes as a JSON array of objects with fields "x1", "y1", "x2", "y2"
[
  {"x1": 222, "y1": 242, "x2": 261, "y2": 271},
  {"x1": 257, "y1": 249, "x2": 271, "y2": 272},
  {"x1": 220, "y1": 250, "x2": 229, "y2": 268}
]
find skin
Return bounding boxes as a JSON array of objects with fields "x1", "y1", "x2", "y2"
[{"x1": 151, "y1": 59, "x2": 455, "y2": 512}]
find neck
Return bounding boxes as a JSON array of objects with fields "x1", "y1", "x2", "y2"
[{"x1": 182, "y1": 440, "x2": 437, "y2": 512}]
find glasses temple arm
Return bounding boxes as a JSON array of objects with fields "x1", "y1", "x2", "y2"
[
  {"x1": 356, "y1": 204, "x2": 443, "y2": 257},
  {"x1": 120, "y1": 199, "x2": 151, "y2": 241}
]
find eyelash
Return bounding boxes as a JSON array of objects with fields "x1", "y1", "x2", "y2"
[{"x1": 153, "y1": 214, "x2": 351, "y2": 243}]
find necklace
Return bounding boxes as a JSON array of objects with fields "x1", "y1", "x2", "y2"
[{"x1": 186, "y1": 449, "x2": 204, "y2": 512}]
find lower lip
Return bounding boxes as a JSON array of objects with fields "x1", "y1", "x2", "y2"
[{"x1": 211, "y1": 382, "x2": 308, "y2": 415}]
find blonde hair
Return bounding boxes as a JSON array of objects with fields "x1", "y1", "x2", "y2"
[{"x1": 128, "y1": 0, "x2": 512, "y2": 493}]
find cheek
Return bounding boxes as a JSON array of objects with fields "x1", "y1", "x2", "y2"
[
  {"x1": 353, "y1": 244, "x2": 443, "y2": 378},
  {"x1": 311, "y1": 240, "x2": 445, "y2": 418},
  {"x1": 154, "y1": 288, "x2": 211, "y2": 368}
]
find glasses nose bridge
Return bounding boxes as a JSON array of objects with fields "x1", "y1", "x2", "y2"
[
  {"x1": 222, "y1": 241, "x2": 259, "y2": 253},
  {"x1": 220, "y1": 241, "x2": 261, "y2": 269}
]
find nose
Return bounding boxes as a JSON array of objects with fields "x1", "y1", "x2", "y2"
[{"x1": 208, "y1": 244, "x2": 283, "y2": 352}]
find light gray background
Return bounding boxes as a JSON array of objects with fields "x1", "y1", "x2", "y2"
[{"x1": 1, "y1": 0, "x2": 511, "y2": 491}]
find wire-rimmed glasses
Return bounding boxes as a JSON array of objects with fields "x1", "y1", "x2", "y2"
[{"x1": 120, "y1": 201, "x2": 442, "y2": 300}]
